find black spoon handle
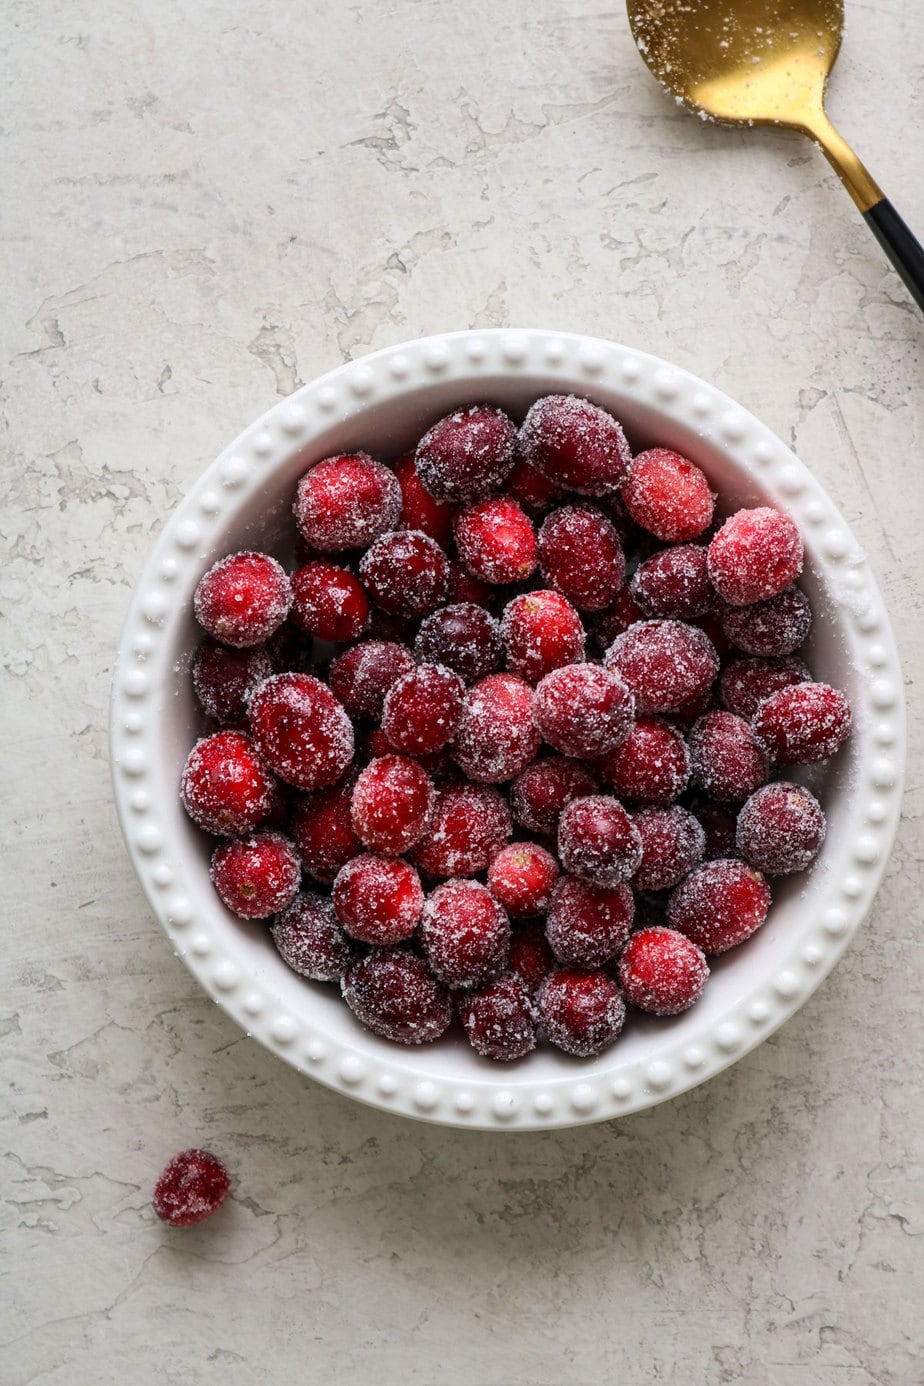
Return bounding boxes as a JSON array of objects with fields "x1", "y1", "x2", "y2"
[{"x1": 863, "y1": 197, "x2": 924, "y2": 313}]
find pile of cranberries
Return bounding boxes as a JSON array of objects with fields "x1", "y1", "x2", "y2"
[{"x1": 179, "y1": 395, "x2": 851, "y2": 1062}]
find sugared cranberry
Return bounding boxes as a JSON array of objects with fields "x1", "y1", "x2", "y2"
[
  {"x1": 381, "y1": 663, "x2": 465, "y2": 755},
  {"x1": 593, "y1": 717, "x2": 689, "y2": 805},
  {"x1": 194, "y1": 551, "x2": 291, "y2": 648},
  {"x1": 350, "y1": 755, "x2": 435, "y2": 855},
  {"x1": 721, "y1": 585, "x2": 812, "y2": 656},
  {"x1": 420, "y1": 879, "x2": 510, "y2": 989},
  {"x1": 415, "y1": 405, "x2": 517, "y2": 502},
  {"x1": 412, "y1": 781, "x2": 512, "y2": 878},
  {"x1": 518, "y1": 395, "x2": 632, "y2": 496},
  {"x1": 534, "y1": 664, "x2": 634, "y2": 758},
  {"x1": 415, "y1": 604, "x2": 503, "y2": 683},
  {"x1": 341, "y1": 949, "x2": 452, "y2": 1044},
  {"x1": 621, "y1": 448, "x2": 715, "y2": 542},
  {"x1": 537, "y1": 507, "x2": 625, "y2": 611},
  {"x1": 332, "y1": 853, "x2": 424, "y2": 945},
  {"x1": 737, "y1": 781, "x2": 827, "y2": 875},
  {"x1": 180, "y1": 731, "x2": 276, "y2": 836},
  {"x1": 294, "y1": 452, "x2": 401, "y2": 552},
  {"x1": 211, "y1": 830, "x2": 301, "y2": 919},
  {"x1": 689, "y1": 710, "x2": 769, "y2": 804},
  {"x1": 694, "y1": 611, "x2": 733, "y2": 661},
  {"x1": 487, "y1": 842, "x2": 560, "y2": 917},
  {"x1": 459, "y1": 973, "x2": 538, "y2": 1061},
  {"x1": 454, "y1": 497, "x2": 538, "y2": 585},
  {"x1": 454, "y1": 673, "x2": 540, "y2": 783},
  {"x1": 557, "y1": 795, "x2": 643, "y2": 887},
  {"x1": 328, "y1": 640, "x2": 417, "y2": 720},
  {"x1": 590, "y1": 584, "x2": 645, "y2": 650},
  {"x1": 192, "y1": 640, "x2": 274, "y2": 724},
  {"x1": 545, "y1": 876, "x2": 634, "y2": 968},
  {"x1": 289, "y1": 776, "x2": 361, "y2": 884},
  {"x1": 708, "y1": 507, "x2": 803, "y2": 606},
  {"x1": 667, "y1": 687, "x2": 719, "y2": 732},
  {"x1": 290, "y1": 562, "x2": 370, "y2": 643},
  {"x1": 153, "y1": 1149, "x2": 230, "y2": 1227},
  {"x1": 506, "y1": 455, "x2": 567, "y2": 514},
  {"x1": 508, "y1": 923, "x2": 555, "y2": 995},
  {"x1": 538, "y1": 969, "x2": 626, "y2": 1057},
  {"x1": 618, "y1": 928, "x2": 709, "y2": 1016},
  {"x1": 248, "y1": 672, "x2": 354, "y2": 790},
  {"x1": 752, "y1": 681, "x2": 851, "y2": 764},
  {"x1": 393, "y1": 451, "x2": 456, "y2": 547},
  {"x1": 630, "y1": 545, "x2": 714, "y2": 620},
  {"x1": 719, "y1": 654, "x2": 811, "y2": 720},
  {"x1": 364, "y1": 608, "x2": 418, "y2": 645},
  {"x1": 445, "y1": 560, "x2": 495, "y2": 608},
  {"x1": 632, "y1": 806, "x2": 705, "y2": 891},
  {"x1": 692, "y1": 800, "x2": 739, "y2": 859},
  {"x1": 359, "y1": 530, "x2": 450, "y2": 617},
  {"x1": 501, "y1": 590, "x2": 585, "y2": 685},
  {"x1": 271, "y1": 891, "x2": 354, "y2": 981},
  {"x1": 604, "y1": 619, "x2": 719, "y2": 713},
  {"x1": 667, "y1": 858, "x2": 771, "y2": 954},
  {"x1": 510, "y1": 756, "x2": 598, "y2": 837}
]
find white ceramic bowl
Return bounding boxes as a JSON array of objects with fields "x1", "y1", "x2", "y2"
[{"x1": 111, "y1": 329, "x2": 905, "y2": 1130}]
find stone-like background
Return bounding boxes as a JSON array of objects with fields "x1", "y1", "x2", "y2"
[{"x1": 3, "y1": 1, "x2": 922, "y2": 1381}]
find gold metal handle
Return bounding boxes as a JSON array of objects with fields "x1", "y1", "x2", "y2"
[{"x1": 799, "y1": 109, "x2": 883, "y2": 213}]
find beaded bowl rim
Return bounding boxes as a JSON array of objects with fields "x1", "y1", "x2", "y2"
[{"x1": 110, "y1": 329, "x2": 905, "y2": 1130}]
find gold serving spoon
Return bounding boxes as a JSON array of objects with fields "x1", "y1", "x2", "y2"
[{"x1": 627, "y1": 0, "x2": 924, "y2": 311}]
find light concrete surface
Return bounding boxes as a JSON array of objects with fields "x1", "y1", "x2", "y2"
[{"x1": 3, "y1": 1, "x2": 922, "y2": 1382}]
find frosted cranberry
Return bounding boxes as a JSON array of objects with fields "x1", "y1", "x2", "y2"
[
  {"x1": 364, "y1": 608, "x2": 418, "y2": 645},
  {"x1": 153, "y1": 1149, "x2": 230, "y2": 1227},
  {"x1": 415, "y1": 604, "x2": 503, "y2": 682},
  {"x1": 719, "y1": 654, "x2": 811, "y2": 719},
  {"x1": 630, "y1": 545, "x2": 714, "y2": 620},
  {"x1": 290, "y1": 562, "x2": 370, "y2": 643},
  {"x1": 518, "y1": 395, "x2": 632, "y2": 496},
  {"x1": 692, "y1": 800, "x2": 739, "y2": 860},
  {"x1": 412, "y1": 782, "x2": 511, "y2": 878},
  {"x1": 618, "y1": 928, "x2": 709, "y2": 1016},
  {"x1": 545, "y1": 876, "x2": 634, "y2": 968},
  {"x1": 668, "y1": 688, "x2": 719, "y2": 732},
  {"x1": 211, "y1": 830, "x2": 301, "y2": 918},
  {"x1": 737, "y1": 781, "x2": 827, "y2": 875},
  {"x1": 753, "y1": 681, "x2": 851, "y2": 764},
  {"x1": 487, "y1": 842, "x2": 560, "y2": 917},
  {"x1": 506, "y1": 455, "x2": 567, "y2": 514},
  {"x1": 689, "y1": 710, "x2": 769, "y2": 804},
  {"x1": 539, "y1": 969, "x2": 626, "y2": 1057},
  {"x1": 537, "y1": 507, "x2": 625, "y2": 611},
  {"x1": 445, "y1": 560, "x2": 495, "y2": 608},
  {"x1": 415, "y1": 405, "x2": 517, "y2": 502},
  {"x1": 604, "y1": 619, "x2": 719, "y2": 713},
  {"x1": 381, "y1": 664, "x2": 465, "y2": 755},
  {"x1": 632, "y1": 806, "x2": 705, "y2": 891},
  {"x1": 329, "y1": 641, "x2": 417, "y2": 720},
  {"x1": 192, "y1": 640, "x2": 274, "y2": 724},
  {"x1": 590, "y1": 584, "x2": 645, "y2": 650},
  {"x1": 342, "y1": 949, "x2": 452, "y2": 1044},
  {"x1": 508, "y1": 924, "x2": 555, "y2": 995},
  {"x1": 290, "y1": 776, "x2": 361, "y2": 884},
  {"x1": 294, "y1": 452, "x2": 401, "y2": 552},
  {"x1": 194, "y1": 551, "x2": 291, "y2": 648},
  {"x1": 350, "y1": 755, "x2": 434, "y2": 855},
  {"x1": 393, "y1": 451, "x2": 456, "y2": 547},
  {"x1": 535, "y1": 663, "x2": 634, "y2": 758},
  {"x1": 272, "y1": 891, "x2": 354, "y2": 981},
  {"x1": 721, "y1": 586, "x2": 812, "y2": 658},
  {"x1": 501, "y1": 590, "x2": 585, "y2": 685},
  {"x1": 511, "y1": 756, "x2": 598, "y2": 836},
  {"x1": 454, "y1": 497, "x2": 538, "y2": 586},
  {"x1": 360, "y1": 530, "x2": 449, "y2": 617},
  {"x1": 593, "y1": 717, "x2": 689, "y2": 805},
  {"x1": 459, "y1": 973, "x2": 538, "y2": 1061},
  {"x1": 332, "y1": 854, "x2": 424, "y2": 945},
  {"x1": 667, "y1": 858, "x2": 771, "y2": 954},
  {"x1": 621, "y1": 448, "x2": 715, "y2": 542},
  {"x1": 694, "y1": 611, "x2": 733, "y2": 661},
  {"x1": 180, "y1": 731, "x2": 276, "y2": 836},
  {"x1": 421, "y1": 879, "x2": 510, "y2": 989},
  {"x1": 557, "y1": 795, "x2": 643, "y2": 887},
  {"x1": 454, "y1": 673, "x2": 540, "y2": 783},
  {"x1": 708, "y1": 507, "x2": 803, "y2": 606},
  {"x1": 249, "y1": 672, "x2": 354, "y2": 790}
]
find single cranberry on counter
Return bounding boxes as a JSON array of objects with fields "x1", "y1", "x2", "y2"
[
  {"x1": 618, "y1": 928, "x2": 709, "y2": 1016},
  {"x1": 359, "y1": 530, "x2": 450, "y2": 618},
  {"x1": 350, "y1": 754, "x2": 435, "y2": 855},
  {"x1": 537, "y1": 506, "x2": 626, "y2": 611},
  {"x1": 534, "y1": 663, "x2": 634, "y2": 758},
  {"x1": 454, "y1": 497, "x2": 538, "y2": 585},
  {"x1": 721, "y1": 585, "x2": 812, "y2": 656},
  {"x1": 630, "y1": 545, "x2": 714, "y2": 621},
  {"x1": 412, "y1": 781, "x2": 512, "y2": 878},
  {"x1": 689, "y1": 710, "x2": 770, "y2": 804},
  {"x1": 487, "y1": 842, "x2": 560, "y2": 918},
  {"x1": 510, "y1": 756, "x2": 599, "y2": 837},
  {"x1": 294, "y1": 452, "x2": 401, "y2": 552},
  {"x1": 557, "y1": 795, "x2": 643, "y2": 887},
  {"x1": 194, "y1": 551, "x2": 292, "y2": 648},
  {"x1": 381, "y1": 663, "x2": 465, "y2": 755},
  {"x1": 415, "y1": 405, "x2": 518, "y2": 502},
  {"x1": 459, "y1": 973, "x2": 538, "y2": 1062},
  {"x1": 593, "y1": 717, "x2": 690, "y2": 806},
  {"x1": 453, "y1": 673, "x2": 541, "y2": 784},
  {"x1": 621, "y1": 448, "x2": 715, "y2": 542},
  {"x1": 708, "y1": 507, "x2": 804, "y2": 606},
  {"x1": 272, "y1": 891, "x2": 355, "y2": 982},
  {"x1": 180, "y1": 731, "x2": 277, "y2": 838},
  {"x1": 719, "y1": 654, "x2": 811, "y2": 720},
  {"x1": 211, "y1": 830, "x2": 301, "y2": 919},
  {"x1": 415, "y1": 603, "x2": 503, "y2": 683},
  {"x1": 289, "y1": 775, "x2": 361, "y2": 884},
  {"x1": 341, "y1": 949, "x2": 452, "y2": 1044},
  {"x1": 752, "y1": 681, "x2": 852, "y2": 765},
  {"x1": 332, "y1": 853, "x2": 424, "y2": 945},
  {"x1": 393, "y1": 451, "x2": 456, "y2": 547},
  {"x1": 604, "y1": 619, "x2": 719, "y2": 714},
  {"x1": 508, "y1": 923, "x2": 555, "y2": 996},
  {"x1": 153, "y1": 1149, "x2": 231, "y2": 1228},
  {"x1": 290, "y1": 562, "x2": 370, "y2": 643},
  {"x1": 538, "y1": 969, "x2": 626, "y2": 1058},
  {"x1": 736, "y1": 781, "x2": 827, "y2": 875},
  {"x1": 545, "y1": 875, "x2": 634, "y2": 968},
  {"x1": 501, "y1": 590, "x2": 585, "y2": 685},
  {"x1": 632, "y1": 806, "x2": 705, "y2": 891},
  {"x1": 420, "y1": 879, "x2": 511, "y2": 989},
  {"x1": 329, "y1": 640, "x2": 417, "y2": 720},
  {"x1": 518, "y1": 395, "x2": 632, "y2": 496},
  {"x1": 667, "y1": 858, "x2": 771, "y2": 954},
  {"x1": 192, "y1": 640, "x2": 274, "y2": 724},
  {"x1": 248, "y1": 672, "x2": 354, "y2": 791}
]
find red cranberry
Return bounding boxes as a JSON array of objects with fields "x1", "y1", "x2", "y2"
[
  {"x1": 341, "y1": 949, "x2": 452, "y2": 1044},
  {"x1": 590, "y1": 583, "x2": 645, "y2": 650},
  {"x1": 508, "y1": 923, "x2": 555, "y2": 995},
  {"x1": 593, "y1": 717, "x2": 689, "y2": 805},
  {"x1": 211, "y1": 830, "x2": 301, "y2": 918},
  {"x1": 501, "y1": 590, "x2": 586, "y2": 685},
  {"x1": 332, "y1": 853, "x2": 424, "y2": 944},
  {"x1": 487, "y1": 842, "x2": 560, "y2": 917},
  {"x1": 265, "y1": 620, "x2": 313, "y2": 673},
  {"x1": 537, "y1": 506, "x2": 625, "y2": 611},
  {"x1": 721, "y1": 586, "x2": 812, "y2": 656},
  {"x1": 192, "y1": 640, "x2": 274, "y2": 724},
  {"x1": 719, "y1": 654, "x2": 811, "y2": 720},
  {"x1": 557, "y1": 795, "x2": 643, "y2": 887},
  {"x1": 290, "y1": 562, "x2": 370, "y2": 642},
  {"x1": 518, "y1": 395, "x2": 632, "y2": 496},
  {"x1": 271, "y1": 891, "x2": 354, "y2": 981},
  {"x1": 153, "y1": 1149, "x2": 230, "y2": 1227},
  {"x1": 415, "y1": 405, "x2": 517, "y2": 502},
  {"x1": 360, "y1": 530, "x2": 450, "y2": 617},
  {"x1": 708, "y1": 507, "x2": 803, "y2": 606},
  {"x1": 667, "y1": 687, "x2": 719, "y2": 732},
  {"x1": 458, "y1": 973, "x2": 538, "y2": 1061},
  {"x1": 364, "y1": 608, "x2": 418, "y2": 645},
  {"x1": 667, "y1": 858, "x2": 771, "y2": 954},
  {"x1": 538, "y1": 969, "x2": 626, "y2": 1057},
  {"x1": 454, "y1": 673, "x2": 540, "y2": 783},
  {"x1": 350, "y1": 754, "x2": 435, "y2": 855},
  {"x1": 691, "y1": 799, "x2": 740, "y2": 860},
  {"x1": 736, "y1": 781, "x2": 827, "y2": 875},
  {"x1": 694, "y1": 611, "x2": 734, "y2": 661},
  {"x1": 534, "y1": 664, "x2": 634, "y2": 758},
  {"x1": 180, "y1": 731, "x2": 276, "y2": 836},
  {"x1": 753, "y1": 681, "x2": 851, "y2": 764},
  {"x1": 294, "y1": 452, "x2": 401, "y2": 552},
  {"x1": 248, "y1": 672, "x2": 354, "y2": 790},
  {"x1": 381, "y1": 663, "x2": 465, "y2": 754},
  {"x1": 415, "y1": 604, "x2": 503, "y2": 683},
  {"x1": 510, "y1": 756, "x2": 598, "y2": 836},
  {"x1": 328, "y1": 640, "x2": 417, "y2": 720},
  {"x1": 421, "y1": 879, "x2": 510, "y2": 989},
  {"x1": 445, "y1": 560, "x2": 496, "y2": 608},
  {"x1": 545, "y1": 876, "x2": 634, "y2": 968},
  {"x1": 632, "y1": 806, "x2": 705, "y2": 891},
  {"x1": 506, "y1": 455, "x2": 567, "y2": 514},
  {"x1": 289, "y1": 776, "x2": 361, "y2": 884},
  {"x1": 630, "y1": 545, "x2": 714, "y2": 620},
  {"x1": 689, "y1": 710, "x2": 769, "y2": 803},
  {"x1": 604, "y1": 619, "x2": 719, "y2": 713},
  {"x1": 621, "y1": 448, "x2": 715, "y2": 542},
  {"x1": 454, "y1": 497, "x2": 538, "y2": 585},
  {"x1": 412, "y1": 781, "x2": 512, "y2": 878},
  {"x1": 194, "y1": 551, "x2": 291, "y2": 648},
  {"x1": 618, "y1": 928, "x2": 709, "y2": 1016},
  {"x1": 393, "y1": 451, "x2": 456, "y2": 547}
]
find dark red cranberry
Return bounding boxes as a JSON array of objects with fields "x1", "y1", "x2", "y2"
[
  {"x1": 328, "y1": 641, "x2": 417, "y2": 720},
  {"x1": 445, "y1": 560, "x2": 496, "y2": 608},
  {"x1": 630, "y1": 545, "x2": 714, "y2": 620},
  {"x1": 415, "y1": 604, "x2": 503, "y2": 683},
  {"x1": 518, "y1": 395, "x2": 632, "y2": 496},
  {"x1": 194, "y1": 551, "x2": 291, "y2": 648},
  {"x1": 458, "y1": 974, "x2": 538, "y2": 1061},
  {"x1": 721, "y1": 586, "x2": 812, "y2": 656},
  {"x1": 211, "y1": 830, "x2": 301, "y2": 918},
  {"x1": 618, "y1": 928, "x2": 709, "y2": 1016},
  {"x1": 289, "y1": 776, "x2": 361, "y2": 884},
  {"x1": 537, "y1": 506, "x2": 625, "y2": 611},
  {"x1": 736, "y1": 781, "x2": 827, "y2": 875},
  {"x1": 534, "y1": 664, "x2": 634, "y2": 758},
  {"x1": 350, "y1": 754, "x2": 435, "y2": 855},
  {"x1": 332, "y1": 854, "x2": 424, "y2": 945},
  {"x1": 510, "y1": 756, "x2": 598, "y2": 837},
  {"x1": 341, "y1": 949, "x2": 452, "y2": 1044},
  {"x1": 719, "y1": 654, "x2": 811, "y2": 720},
  {"x1": 752, "y1": 682, "x2": 851, "y2": 764},
  {"x1": 557, "y1": 795, "x2": 643, "y2": 887},
  {"x1": 691, "y1": 799, "x2": 739, "y2": 860},
  {"x1": 420, "y1": 879, "x2": 510, "y2": 989},
  {"x1": 545, "y1": 876, "x2": 634, "y2": 968},
  {"x1": 454, "y1": 497, "x2": 538, "y2": 585},
  {"x1": 593, "y1": 717, "x2": 689, "y2": 805},
  {"x1": 153, "y1": 1149, "x2": 231, "y2": 1227},
  {"x1": 689, "y1": 710, "x2": 769, "y2": 804},
  {"x1": 501, "y1": 590, "x2": 585, "y2": 685},
  {"x1": 508, "y1": 923, "x2": 555, "y2": 995},
  {"x1": 290, "y1": 562, "x2": 370, "y2": 642},
  {"x1": 708, "y1": 507, "x2": 803, "y2": 606},
  {"x1": 538, "y1": 969, "x2": 626, "y2": 1057},
  {"x1": 359, "y1": 530, "x2": 450, "y2": 618},
  {"x1": 180, "y1": 731, "x2": 276, "y2": 836},
  {"x1": 381, "y1": 664, "x2": 465, "y2": 755},
  {"x1": 604, "y1": 619, "x2": 719, "y2": 713},
  {"x1": 415, "y1": 405, "x2": 517, "y2": 502},
  {"x1": 506, "y1": 455, "x2": 567, "y2": 514},
  {"x1": 667, "y1": 858, "x2": 771, "y2": 954},
  {"x1": 632, "y1": 806, "x2": 705, "y2": 891},
  {"x1": 248, "y1": 672, "x2": 354, "y2": 790},
  {"x1": 412, "y1": 781, "x2": 512, "y2": 878},
  {"x1": 589, "y1": 584, "x2": 645, "y2": 651},
  {"x1": 453, "y1": 673, "x2": 540, "y2": 783},
  {"x1": 294, "y1": 452, "x2": 401, "y2": 552},
  {"x1": 621, "y1": 448, "x2": 715, "y2": 542},
  {"x1": 192, "y1": 640, "x2": 274, "y2": 724},
  {"x1": 272, "y1": 891, "x2": 354, "y2": 981}
]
